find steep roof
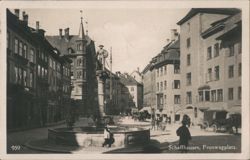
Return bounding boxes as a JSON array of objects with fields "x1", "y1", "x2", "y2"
[
  {"x1": 177, "y1": 8, "x2": 241, "y2": 25},
  {"x1": 45, "y1": 34, "x2": 92, "y2": 56},
  {"x1": 119, "y1": 73, "x2": 141, "y2": 86}
]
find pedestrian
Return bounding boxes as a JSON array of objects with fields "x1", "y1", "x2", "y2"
[
  {"x1": 176, "y1": 120, "x2": 192, "y2": 153},
  {"x1": 156, "y1": 115, "x2": 161, "y2": 130},
  {"x1": 102, "y1": 125, "x2": 114, "y2": 147},
  {"x1": 151, "y1": 116, "x2": 156, "y2": 130},
  {"x1": 162, "y1": 115, "x2": 167, "y2": 131}
]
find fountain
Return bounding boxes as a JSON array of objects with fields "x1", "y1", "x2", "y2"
[{"x1": 47, "y1": 45, "x2": 150, "y2": 149}]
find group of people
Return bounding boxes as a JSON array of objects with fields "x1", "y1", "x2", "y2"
[{"x1": 151, "y1": 114, "x2": 171, "y2": 131}]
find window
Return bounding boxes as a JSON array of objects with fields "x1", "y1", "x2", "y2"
[
  {"x1": 174, "y1": 95, "x2": 181, "y2": 104},
  {"x1": 217, "y1": 89, "x2": 223, "y2": 102},
  {"x1": 164, "y1": 66, "x2": 167, "y2": 75},
  {"x1": 14, "y1": 66, "x2": 18, "y2": 83},
  {"x1": 187, "y1": 54, "x2": 191, "y2": 66},
  {"x1": 207, "y1": 46, "x2": 212, "y2": 60},
  {"x1": 30, "y1": 49, "x2": 34, "y2": 63},
  {"x1": 23, "y1": 44, "x2": 27, "y2": 58},
  {"x1": 19, "y1": 41, "x2": 23, "y2": 56},
  {"x1": 186, "y1": 72, "x2": 191, "y2": 85},
  {"x1": 131, "y1": 87, "x2": 134, "y2": 91},
  {"x1": 173, "y1": 80, "x2": 180, "y2": 89},
  {"x1": 214, "y1": 43, "x2": 219, "y2": 57},
  {"x1": 199, "y1": 91, "x2": 204, "y2": 102},
  {"x1": 229, "y1": 44, "x2": 234, "y2": 56},
  {"x1": 14, "y1": 38, "x2": 18, "y2": 54},
  {"x1": 49, "y1": 58, "x2": 52, "y2": 68},
  {"x1": 160, "y1": 82, "x2": 163, "y2": 91},
  {"x1": 215, "y1": 66, "x2": 220, "y2": 80},
  {"x1": 164, "y1": 81, "x2": 167, "y2": 90},
  {"x1": 238, "y1": 63, "x2": 241, "y2": 76},
  {"x1": 53, "y1": 61, "x2": 56, "y2": 70},
  {"x1": 228, "y1": 88, "x2": 234, "y2": 100},
  {"x1": 211, "y1": 90, "x2": 216, "y2": 102},
  {"x1": 157, "y1": 69, "x2": 159, "y2": 77},
  {"x1": 207, "y1": 68, "x2": 212, "y2": 81},
  {"x1": 45, "y1": 68, "x2": 47, "y2": 77},
  {"x1": 160, "y1": 67, "x2": 163, "y2": 76},
  {"x1": 157, "y1": 83, "x2": 159, "y2": 91},
  {"x1": 38, "y1": 65, "x2": 41, "y2": 76},
  {"x1": 238, "y1": 86, "x2": 241, "y2": 100},
  {"x1": 186, "y1": 92, "x2": 192, "y2": 104},
  {"x1": 77, "y1": 43, "x2": 83, "y2": 51},
  {"x1": 30, "y1": 72, "x2": 33, "y2": 87},
  {"x1": 186, "y1": 38, "x2": 190, "y2": 48},
  {"x1": 76, "y1": 71, "x2": 82, "y2": 79},
  {"x1": 229, "y1": 65, "x2": 234, "y2": 78},
  {"x1": 23, "y1": 70, "x2": 27, "y2": 86},
  {"x1": 174, "y1": 64, "x2": 180, "y2": 74},
  {"x1": 164, "y1": 95, "x2": 167, "y2": 104},
  {"x1": 77, "y1": 58, "x2": 82, "y2": 66},
  {"x1": 205, "y1": 90, "x2": 210, "y2": 101},
  {"x1": 18, "y1": 68, "x2": 22, "y2": 84},
  {"x1": 41, "y1": 67, "x2": 44, "y2": 78}
]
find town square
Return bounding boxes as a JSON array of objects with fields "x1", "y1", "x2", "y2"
[{"x1": 4, "y1": 2, "x2": 247, "y2": 157}]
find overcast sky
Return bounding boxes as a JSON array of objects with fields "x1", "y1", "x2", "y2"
[{"x1": 21, "y1": 8, "x2": 189, "y2": 73}]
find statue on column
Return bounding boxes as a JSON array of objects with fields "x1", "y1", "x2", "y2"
[{"x1": 96, "y1": 45, "x2": 109, "y2": 71}]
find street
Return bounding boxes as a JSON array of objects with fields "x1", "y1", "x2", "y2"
[{"x1": 7, "y1": 117, "x2": 241, "y2": 154}]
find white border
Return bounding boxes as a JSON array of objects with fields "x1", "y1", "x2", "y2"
[{"x1": 0, "y1": 1, "x2": 249, "y2": 159}]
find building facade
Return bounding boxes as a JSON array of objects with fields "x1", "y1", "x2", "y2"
[
  {"x1": 177, "y1": 8, "x2": 241, "y2": 125},
  {"x1": 118, "y1": 72, "x2": 143, "y2": 112},
  {"x1": 46, "y1": 17, "x2": 98, "y2": 116},
  {"x1": 142, "y1": 62, "x2": 156, "y2": 111},
  {"x1": 7, "y1": 9, "x2": 71, "y2": 130}
]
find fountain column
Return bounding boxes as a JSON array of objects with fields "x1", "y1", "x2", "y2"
[
  {"x1": 96, "y1": 45, "x2": 109, "y2": 118},
  {"x1": 96, "y1": 70, "x2": 108, "y2": 117}
]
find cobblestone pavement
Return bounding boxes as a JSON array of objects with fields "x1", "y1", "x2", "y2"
[{"x1": 7, "y1": 117, "x2": 241, "y2": 154}]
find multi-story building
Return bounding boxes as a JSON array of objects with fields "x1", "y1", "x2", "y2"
[
  {"x1": 177, "y1": 8, "x2": 241, "y2": 125},
  {"x1": 104, "y1": 71, "x2": 122, "y2": 115},
  {"x1": 142, "y1": 29, "x2": 181, "y2": 121},
  {"x1": 130, "y1": 68, "x2": 143, "y2": 84},
  {"x1": 7, "y1": 9, "x2": 72, "y2": 130},
  {"x1": 142, "y1": 62, "x2": 156, "y2": 112},
  {"x1": 46, "y1": 16, "x2": 98, "y2": 116},
  {"x1": 118, "y1": 72, "x2": 143, "y2": 112},
  {"x1": 153, "y1": 30, "x2": 181, "y2": 121}
]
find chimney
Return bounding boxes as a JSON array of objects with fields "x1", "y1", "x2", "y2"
[
  {"x1": 166, "y1": 38, "x2": 170, "y2": 43},
  {"x1": 23, "y1": 12, "x2": 28, "y2": 26},
  {"x1": 171, "y1": 29, "x2": 178, "y2": 41},
  {"x1": 14, "y1": 9, "x2": 20, "y2": 19},
  {"x1": 36, "y1": 21, "x2": 39, "y2": 31},
  {"x1": 64, "y1": 28, "x2": 69, "y2": 40},
  {"x1": 59, "y1": 29, "x2": 63, "y2": 38}
]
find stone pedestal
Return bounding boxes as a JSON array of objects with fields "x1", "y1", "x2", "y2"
[{"x1": 96, "y1": 70, "x2": 108, "y2": 117}]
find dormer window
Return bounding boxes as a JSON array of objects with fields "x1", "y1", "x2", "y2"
[{"x1": 77, "y1": 43, "x2": 82, "y2": 51}]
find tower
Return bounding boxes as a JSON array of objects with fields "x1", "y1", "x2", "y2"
[{"x1": 73, "y1": 11, "x2": 88, "y2": 115}]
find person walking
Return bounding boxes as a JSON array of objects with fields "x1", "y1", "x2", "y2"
[
  {"x1": 102, "y1": 125, "x2": 114, "y2": 147},
  {"x1": 151, "y1": 116, "x2": 156, "y2": 130},
  {"x1": 176, "y1": 121, "x2": 192, "y2": 153}
]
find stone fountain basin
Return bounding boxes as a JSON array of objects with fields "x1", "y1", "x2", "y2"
[{"x1": 48, "y1": 126, "x2": 150, "y2": 148}]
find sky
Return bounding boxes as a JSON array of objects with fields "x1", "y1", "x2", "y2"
[{"x1": 21, "y1": 8, "x2": 190, "y2": 73}]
